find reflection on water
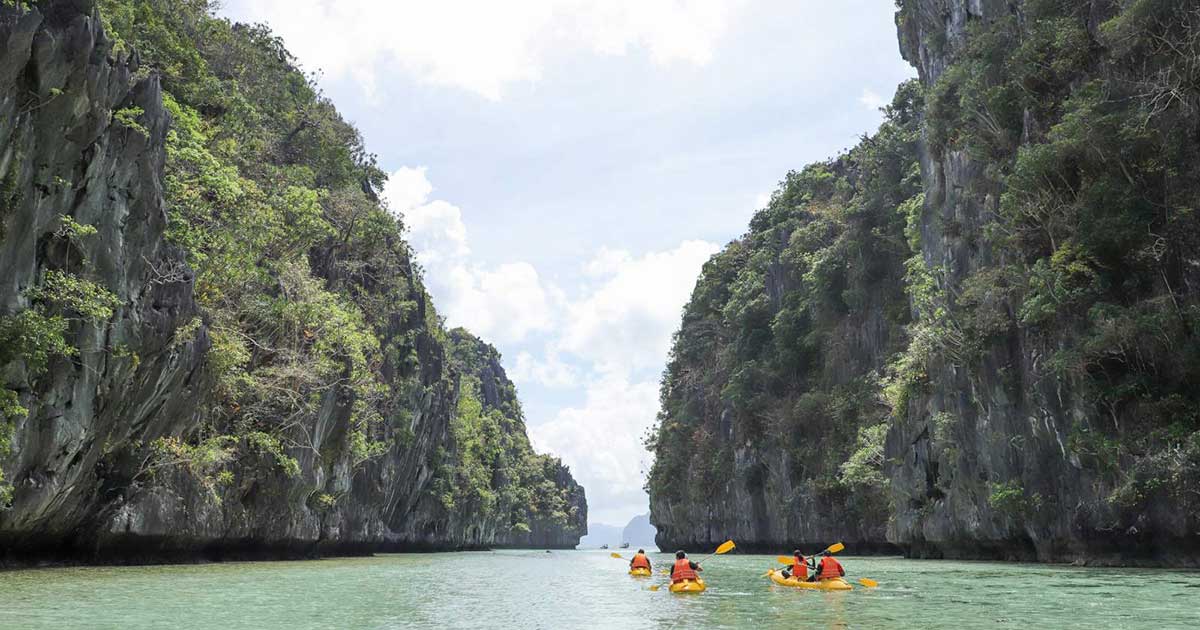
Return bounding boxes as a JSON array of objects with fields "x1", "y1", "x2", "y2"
[{"x1": 1, "y1": 551, "x2": 1198, "y2": 629}]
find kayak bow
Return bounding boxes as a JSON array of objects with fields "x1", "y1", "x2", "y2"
[
  {"x1": 766, "y1": 569, "x2": 853, "y2": 591},
  {"x1": 669, "y1": 578, "x2": 706, "y2": 593}
]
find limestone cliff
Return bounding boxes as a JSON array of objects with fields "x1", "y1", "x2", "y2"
[
  {"x1": 647, "y1": 85, "x2": 922, "y2": 554},
  {"x1": 886, "y1": 0, "x2": 1200, "y2": 565},
  {"x1": 402, "y1": 329, "x2": 586, "y2": 549},
  {"x1": 0, "y1": 0, "x2": 585, "y2": 565},
  {"x1": 650, "y1": 0, "x2": 1200, "y2": 566}
]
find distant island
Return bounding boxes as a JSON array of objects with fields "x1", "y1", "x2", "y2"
[
  {"x1": 622, "y1": 514, "x2": 656, "y2": 548},
  {"x1": 578, "y1": 514, "x2": 657, "y2": 549}
]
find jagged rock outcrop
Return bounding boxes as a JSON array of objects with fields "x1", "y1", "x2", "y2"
[
  {"x1": 399, "y1": 330, "x2": 586, "y2": 549},
  {"x1": 0, "y1": 1, "x2": 585, "y2": 565},
  {"x1": 0, "y1": 0, "x2": 211, "y2": 561},
  {"x1": 885, "y1": 0, "x2": 1200, "y2": 566},
  {"x1": 650, "y1": 0, "x2": 1200, "y2": 566},
  {"x1": 648, "y1": 89, "x2": 922, "y2": 554}
]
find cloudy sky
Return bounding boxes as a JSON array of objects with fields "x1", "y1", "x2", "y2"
[{"x1": 221, "y1": 0, "x2": 914, "y2": 527}]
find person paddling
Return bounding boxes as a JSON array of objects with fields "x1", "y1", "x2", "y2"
[
  {"x1": 670, "y1": 550, "x2": 702, "y2": 583},
  {"x1": 811, "y1": 550, "x2": 845, "y2": 582},
  {"x1": 629, "y1": 549, "x2": 652, "y2": 572},
  {"x1": 780, "y1": 549, "x2": 807, "y2": 581}
]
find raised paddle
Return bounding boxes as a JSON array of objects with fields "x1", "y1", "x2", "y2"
[
  {"x1": 694, "y1": 539, "x2": 736, "y2": 566},
  {"x1": 777, "y1": 540, "x2": 844, "y2": 564},
  {"x1": 659, "y1": 540, "x2": 735, "y2": 574},
  {"x1": 820, "y1": 542, "x2": 846, "y2": 555},
  {"x1": 777, "y1": 542, "x2": 845, "y2": 565},
  {"x1": 656, "y1": 540, "x2": 735, "y2": 586}
]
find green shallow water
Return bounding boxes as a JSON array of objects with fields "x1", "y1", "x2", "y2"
[{"x1": 2, "y1": 551, "x2": 1198, "y2": 629}]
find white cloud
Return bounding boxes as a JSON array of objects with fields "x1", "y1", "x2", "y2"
[
  {"x1": 859, "y1": 88, "x2": 888, "y2": 110},
  {"x1": 405, "y1": 200, "x2": 471, "y2": 263},
  {"x1": 383, "y1": 166, "x2": 434, "y2": 215},
  {"x1": 561, "y1": 241, "x2": 719, "y2": 373},
  {"x1": 384, "y1": 167, "x2": 470, "y2": 263},
  {"x1": 582, "y1": 247, "x2": 633, "y2": 278},
  {"x1": 225, "y1": 0, "x2": 742, "y2": 99},
  {"x1": 524, "y1": 243, "x2": 722, "y2": 522},
  {"x1": 382, "y1": 166, "x2": 719, "y2": 524},
  {"x1": 385, "y1": 166, "x2": 550, "y2": 343},
  {"x1": 528, "y1": 373, "x2": 661, "y2": 525},
  {"x1": 439, "y1": 262, "x2": 554, "y2": 344},
  {"x1": 512, "y1": 350, "x2": 579, "y2": 389}
]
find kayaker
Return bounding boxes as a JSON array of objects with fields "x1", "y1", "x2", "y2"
[
  {"x1": 812, "y1": 550, "x2": 845, "y2": 581},
  {"x1": 780, "y1": 549, "x2": 807, "y2": 581},
  {"x1": 670, "y1": 550, "x2": 702, "y2": 583},
  {"x1": 629, "y1": 549, "x2": 652, "y2": 572}
]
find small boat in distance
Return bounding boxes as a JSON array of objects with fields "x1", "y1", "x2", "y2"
[
  {"x1": 600, "y1": 544, "x2": 609, "y2": 549},
  {"x1": 619, "y1": 542, "x2": 630, "y2": 549}
]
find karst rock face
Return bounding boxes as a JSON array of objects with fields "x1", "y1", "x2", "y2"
[
  {"x1": 650, "y1": 0, "x2": 1200, "y2": 566},
  {"x1": 647, "y1": 100, "x2": 919, "y2": 556},
  {"x1": 401, "y1": 330, "x2": 587, "y2": 551},
  {"x1": 885, "y1": 0, "x2": 1200, "y2": 566},
  {"x1": 0, "y1": 2, "x2": 584, "y2": 565}
]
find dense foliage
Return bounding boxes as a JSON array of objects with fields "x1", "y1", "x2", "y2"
[
  {"x1": 432, "y1": 330, "x2": 581, "y2": 536},
  {"x1": 0, "y1": 0, "x2": 581, "y2": 525},
  {"x1": 650, "y1": 0, "x2": 1200, "y2": 542},
  {"x1": 902, "y1": 0, "x2": 1200, "y2": 522},
  {"x1": 646, "y1": 82, "x2": 923, "y2": 530},
  {"x1": 86, "y1": 0, "x2": 427, "y2": 496}
]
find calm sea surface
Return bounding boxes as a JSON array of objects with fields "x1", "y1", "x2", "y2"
[{"x1": 1, "y1": 550, "x2": 1198, "y2": 629}]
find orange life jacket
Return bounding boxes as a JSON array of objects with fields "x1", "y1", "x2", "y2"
[
  {"x1": 671, "y1": 558, "x2": 698, "y2": 582},
  {"x1": 630, "y1": 553, "x2": 651, "y2": 570},
  {"x1": 817, "y1": 556, "x2": 844, "y2": 580},
  {"x1": 792, "y1": 556, "x2": 807, "y2": 580}
]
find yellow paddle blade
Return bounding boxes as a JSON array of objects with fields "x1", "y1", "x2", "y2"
[
  {"x1": 610, "y1": 552, "x2": 622, "y2": 559},
  {"x1": 858, "y1": 578, "x2": 878, "y2": 588},
  {"x1": 776, "y1": 555, "x2": 796, "y2": 564},
  {"x1": 648, "y1": 584, "x2": 661, "y2": 591},
  {"x1": 715, "y1": 540, "x2": 736, "y2": 554},
  {"x1": 826, "y1": 542, "x2": 845, "y2": 554}
]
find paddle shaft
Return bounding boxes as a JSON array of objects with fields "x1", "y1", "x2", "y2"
[
  {"x1": 693, "y1": 541, "x2": 735, "y2": 566},
  {"x1": 803, "y1": 542, "x2": 844, "y2": 571}
]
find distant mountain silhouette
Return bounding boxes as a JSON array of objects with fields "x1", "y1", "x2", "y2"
[{"x1": 621, "y1": 514, "x2": 657, "y2": 549}]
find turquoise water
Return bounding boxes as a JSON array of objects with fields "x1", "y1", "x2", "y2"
[{"x1": 1, "y1": 551, "x2": 1198, "y2": 629}]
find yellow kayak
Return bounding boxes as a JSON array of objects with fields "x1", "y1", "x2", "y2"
[
  {"x1": 629, "y1": 567, "x2": 652, "y2": 577},
  {"x1": 669, "y1": 578, "x2": 706, "y2": 593},
  {"x1": 767, "y1": 569, "x2": 853, "y2": 591}
]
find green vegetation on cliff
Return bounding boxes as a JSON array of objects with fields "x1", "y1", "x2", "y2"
[
  {"x1": 899, "y1": 0, "x2": 1200, "y2": 526},
  {"x1": 646, "y1": 82, "x2": 923, "y2": 541},
  {"x1": 432, "y1": 330, "x2": 583, "y2": 540},
  {"x1": 89, "y1": 0, "x2": 424, "y2": 495},
  {"x1": 649, "y1": 0, "x2": 1200, "y2": 557},
  {"x1": 0, "y1": 0, "x2": 585, "y2": 550}
]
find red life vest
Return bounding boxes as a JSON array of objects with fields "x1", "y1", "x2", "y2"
[
  {"x1": 817, "y1": 556, "x2": 844, "y2": 580},
  {"x1": 671, "y1": 558, "x2": 698, "y2": 582},
  {"x1": 630, "y1": 553, "x2": 651, "y2": 570},
  {"x1": 792, "y1": 556, "x2": 807, "y2": 580}
]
